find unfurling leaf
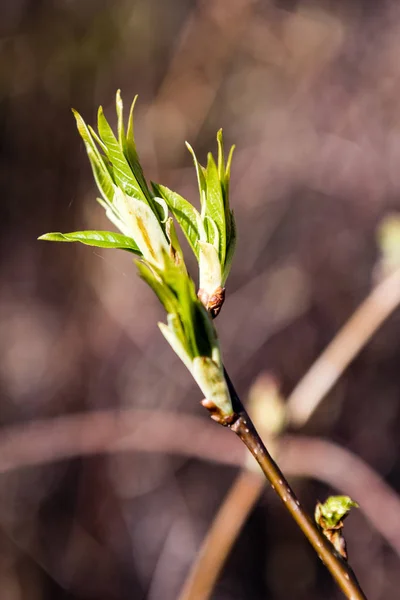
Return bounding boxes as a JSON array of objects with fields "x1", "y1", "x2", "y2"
[
  {"x1": 315, "y1": 496, "x2": 359, "y2": 560},
  {"x1": 204, "y1": 152, "x2": 226, "y2": 263},
  {"x1": 158, "y1": 316, "x2": 193, "y2": 372},
  {"x1": 185, "y1": 142, "x2": 207, "y2": 210},
  {"x1": 113, "y1": 188, "x2": 169, "y2": 266},
  {"x1": 153, "y1": 183, "x2": 204, "y2": 257},
  {"x1": 192, "y1": 356, "x2": 233, "y2": 417},
  {"x1": 38, "y1": 230, "x2": 141, "y2": 254},
  {"x1": 198, "y1": 241, "x2": 222, "y2": 300},
  {"x1": 97, "y1": 106, "x2": 145, "y2": 201},
  {"x1": 72, "y1": 110, "x2": 114, "y2": 205},
  {"x1": 222, "y1": 211, "x2": 237, "y2": 284},
  {"x1": 316, "y1": 496, "x2": 359, "y2": 529},
  {"x1": 182, "y1": 130, "x2": 236, "y2": 317}
]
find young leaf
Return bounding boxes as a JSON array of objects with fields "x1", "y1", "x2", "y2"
[
  {"x1": 158, "y1": 313, "x2": 194, "y2": 371},
  {"x1": 222, "y1": 211, "x2": 237, "y2": 284},
  {"x1": 217, "y1": 129, "x2": 225, "y2": 182},
  {"x1": 153, "y1": 196, "x2": 169, "y2": 224},
  {"x1": 185, "y1": 142, "x2": 207, "y2": 209},
  {"x1": 204, "y1": 215, "x2": 220, "y2": 253},
  {"x1": 113, "y1": 188, "x2": 169, "y2": 266},
  {"x1": 315, "y1": 496, "x2": 359, "y2": 529},
  {"x1": 223, "y1": 143, "x2": 235, "y2": 244},
  {"x1": 72, "y1": 110, "x2": 115, "y2": 204},
  {"x1": 124, "y1": 95, "x2": 152, "y2": 202},
  {"x1": 198, "y1": 241, "x2": 222, "y2": 296},
  {"x1": 95, "y1": 196, "x2": 126, "y2": 234},
  {"x1": 88, "y1": 125, "x2": 108, "y2": 154},
  {"x1": 116, "y1": 89, "x2": 126, "y2": 149},
  {"x1": 192, "y1": 356, "x2": 233, "y2": 416},
  {"x1": 205, "y1": 152, "x2": 226, "y2": 264},
  {"x1": 126, "y1": 95, "x2": 140, "y2": 165},
  {"x1": 97, "y1": 106, "x2": 146, "y2": 202},
  {"x1": 73, "y1": 109, "x2": 105, "y2": 166},
  {"x1": 153, "y1": 183, "x2": 203, "y2": 257},
  {"x1": 192, "y1": 300, "x2": 219, "y2": 358},
  {"x1": 86, "y1": 147, "x2": 115, "y2": 206},
  {"x1": 38, "y1": 230, "x2": 141, "y2": 254},
  {"x1": 157, "y1": 259, "x2": 200, "y2": 358},
  {"x1": 225, "y1": 144, "x2": 235, "y2": 200},
  {"x1": 136, "y1": 261, "x2": 178, "y2": 315},
  {"x1": 165, "y1": 217, "x2": 185, "y2": 267}
]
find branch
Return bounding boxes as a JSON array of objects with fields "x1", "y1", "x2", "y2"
[{"x1": 222, "y1": 371, "x2": 367, "y2": 600}]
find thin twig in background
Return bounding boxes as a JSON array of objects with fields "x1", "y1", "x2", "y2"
[
  {"x1": 178, "y1": 470, "x2": 263, "y2": 600},
  {"x1": 0, "y1": 411, "x2": 399, "y2": 555},
  {"x1": 179, "y1": 266, "x2": 400, "y2": 600},
  {"x1": 177, "y1": 474, "x2": 265, "y2": 600},
  {"x1": 287, "y1": 266, "x2": 400, "y2": 427}
]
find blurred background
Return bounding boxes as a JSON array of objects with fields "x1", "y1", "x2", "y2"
[{"x1": 2, "y1": 0, "x2": 400, "y2": 598}]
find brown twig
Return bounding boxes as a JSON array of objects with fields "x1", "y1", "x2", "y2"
[{"x1": 223, "y1": 371, "x2": 367, "y2": 600}]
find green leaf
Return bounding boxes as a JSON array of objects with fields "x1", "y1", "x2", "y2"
[
  {"x1": 192, "y1": 356, "x2": 233, "y2": 416},
  {"x1": 125, "y1": 95, "x2": 151, "y2": 199},
  {"x1": 315, "y1": 496, "x2": 359, "y2": 529},
  {"x1": 186, "y1": 142, "x2": 207, "y2": 211},
  {"x1": 118, "y1": 94, "x2": 152, "y2": 201},
  {"x1": 116, "y1": 89, "x2": 126, "y2": 149},
  {"x1": 192, "y1": 300, "x2": 220, "y2": 358},
  {"x1": 97, "y1": 106, "x2": 146, "y2": 202},
  {"x1": 204, "y1": 215, "x2": 220, "y2": 253},
  {"x1": 38, "y1": 230, "x2": 141, "y2": 254},
  {"x1": 72, "y1": 109, "x2": 114, "y2": 205},
  {"x1": 113, "y1": 188, "x2": 169, "y2": 266},
  {"x1": 136, "y1": 261, "x2": 178, "y2": 314},
  {"x1": 205, "y1": 152, "x2": 226, "y2": 263},
  {"x1": 153, "y1": 183, "x2": 203, "y2": 257},
  {"x1": 225, "y1": 144, "x2": 235, "y2": 182},
  {"x1": 153, "y1": 196, "x2": 169, "y2": 224},
  {"x1": 216, "y1": 130, "x2": 235, "y2": 247},
  {"x1": 96, "y1": 196, "x2": 125, "y2": 234},
  {"x1": 126, "y1": 95, "x2": 139, "y2": 164},
  {"x1": 222, "y1": 211, "x2": 237, "y2": 284},
  {"x1": 86, "y1": 147, "x2": 115, "y2": 206},
  {"x1": 223, "y1": 144, "x2": 235, "y2": 244},
  {"x1": 165, "y1": 217, "x2": 185, "y2": 267},
  {"x1": 88, "y1": 125, "x2": 108, "y2": 154},
  {"x1": 159, "y1": 313, "x2": 193, "y2": 371},
  {"x1": 217, "y1": 129, "x2": 225, "y2": 182},
  {"x1": 198, "y1": 241, "x2": 222, "y2": 295},
  {"x1": 156, "y1": 258, "x2": 201, "y2": 358}
]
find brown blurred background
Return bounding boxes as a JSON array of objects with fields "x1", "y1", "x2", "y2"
[{"x1": 2, "y1": 0, "x2": 400, "y2": 598}]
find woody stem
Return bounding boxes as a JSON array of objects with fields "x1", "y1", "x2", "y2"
[{"x1": 223, "y1": 369, "x2": 367, "y2": 600}]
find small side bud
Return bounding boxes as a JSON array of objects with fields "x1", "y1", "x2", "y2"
[
  {"x1": 198, "y1": 286, "x2": 225, "y2": 318},
  {"x1": 315, "y1": 496, "x2": 358, "y2": 560},
  {"x1": 200, "y1": 398, "x2": 236, "y2": 426}
]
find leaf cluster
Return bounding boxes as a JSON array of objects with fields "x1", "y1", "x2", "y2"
[{"x1": 39, "y1": 92, "x2": 236, "y2": 417}]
